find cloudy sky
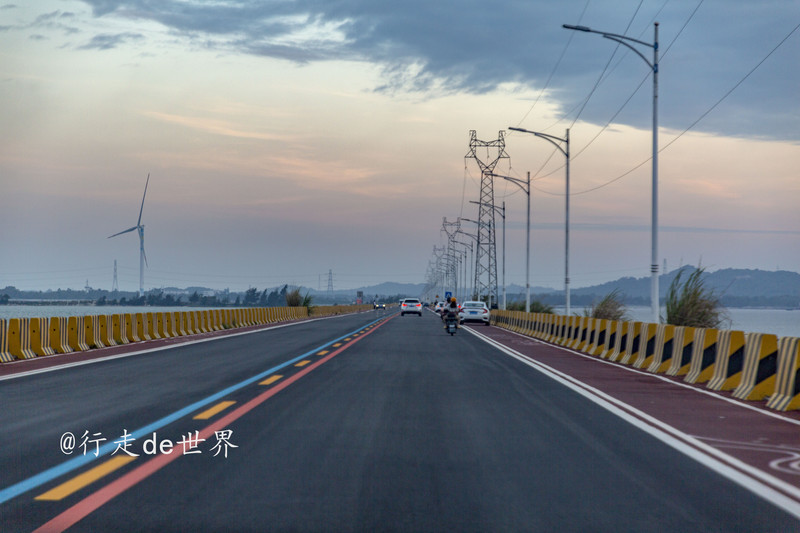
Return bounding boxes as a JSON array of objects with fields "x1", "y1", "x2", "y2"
[{"x1": 1, "y1": 0, "x2": 798, "y2": 294}]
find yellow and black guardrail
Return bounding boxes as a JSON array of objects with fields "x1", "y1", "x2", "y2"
[
  {"x1": 491, "y1": 310, "x2": 800, "y2": 413},
  {"x1": 0, "y1": 304, "x2": 373, "y2": 364}
]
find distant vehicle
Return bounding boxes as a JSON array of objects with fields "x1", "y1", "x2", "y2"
[
  {"x1": 373, "y1": 302, "x2": 386, "y2": 310},
  {"x1": 400, "y1": 298, "x2": 423, "y2": 316},
  {"x1": 434, "y1": 301, "x2": 446, "y2": 314},
  {"x1": 458, "y1": 301, "x2": 490, "y2": 325}
]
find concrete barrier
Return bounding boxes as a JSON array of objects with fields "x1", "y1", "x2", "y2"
[
  {"x1": 767, "y1": 337, "x2": 800, "y2": 411},
  {"x1": 684, "y1": 328, "x2": 719, "y2": 384},
  {"x1": 135, "y1": 313, "x2": 150, "y2": 341},
  {"x1": 49, "y1": 316, "x2": 73, "y2": 354},
  {"x1": 559, "y1": 316, "x2": 577, "y2": 347},
  {"x1": 146, "y1": 313, "x2": 160, "y2": 339},
  {"x1": 586, "y1": 319, "x2": 608, "y2": 356},
  {"x1": 576, "y1": 318, "x2": 596, "y2": 352},
  {"x1": 665, "y1": 326, "x2": 696, "y2": 377},
  {"x1": 569, "y1": 317, "x2": 588, "y2": 350},
  {"x1": 156, "y1": 313, "x2": 169, "y2": 338},
  {"x1": 0, "y1": 319, "x2": 11, "y2": 362},
  {"x1": 599, "y1": 320, "x2": 620, "y2": 359},
  {"x1": 98, "y1": 315, "x2": 116, "y2": 347},
  {"x1": 707, "y1": 330, "x2": 747, "y2": 391},
  {"x1": 171, "y1": 311, "x2": 182, "y2": 336},
  {"x1": 606, "y1": 320, "x2": 629, "y2": 362},
  {"x1": 8, "y1": 318, "x2": 36, "y2": 359},
  {"x1": 646, "y1": 325, "x2": 675, "y2": 374},
  {"x1": 67, "y1": 316, "x2": 90, "y2": 352},
  {"x1": 632, "y1": 323, "x2": 659, "y2": 369},
  {"x1": 84, "y1": 315, "x2": 105, "y2": 350},
  {"x1": 30, "y1": 317, "x2": 55, "y2": 356},
  {"x1": 126, "y1": 314, "x2": 141, "y2": 343},
  {"x1": 619, "y1": 322, "x2": 643, "y2": 365},
  {"x1": 112, "y1": 314, "x2": 129, "y2": 344},
  {"x1": 732, "y1": 333, "x2": 779, "y2": 401}
]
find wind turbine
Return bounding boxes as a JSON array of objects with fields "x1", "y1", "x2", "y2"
[{"x1": 109, "y1": 174, "x2": 150, "y2": 297}]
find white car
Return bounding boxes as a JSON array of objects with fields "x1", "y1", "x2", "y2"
[
  {"x1": 400, "y1": 298, "x2": 423, "y2": 316},
  {"x1": 458, "y1": 301, "x2": 490, "y2": 325}
]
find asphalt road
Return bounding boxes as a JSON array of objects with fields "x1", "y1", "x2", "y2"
[{"x1": 1, "y1": 309, "x2": 798, "y2": 532}]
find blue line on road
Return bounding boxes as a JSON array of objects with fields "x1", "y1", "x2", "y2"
[{"x1": 0, "y1": 315, "x2": 389, "y2": 505}]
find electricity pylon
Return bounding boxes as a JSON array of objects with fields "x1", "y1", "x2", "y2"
[{"x1": 465, "y1": 130, "x2": 508, "y2": 308}]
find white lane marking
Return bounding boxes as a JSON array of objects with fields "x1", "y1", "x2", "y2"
[
  {"x1": 467, "y1": 326, "x2": 800, "y2": 520},
  {"x1": 0, "y1": 314, "x2": 356, "y2": 382}
]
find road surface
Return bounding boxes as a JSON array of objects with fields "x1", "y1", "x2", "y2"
[{"x1": 1, "y1": 309, "x2": 799, "y2": 531}]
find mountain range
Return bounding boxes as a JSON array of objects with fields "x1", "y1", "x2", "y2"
[{"x1": 343, "y1": 268, "x2": 800, "y2": 308}]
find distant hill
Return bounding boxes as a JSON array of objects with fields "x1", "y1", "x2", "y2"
[
  {"x1": 524, "y1": 267, "x2": 800, "y2": 308},
  {"x1": 4, "y1": 268, "x2": 797, "y2": 309}
]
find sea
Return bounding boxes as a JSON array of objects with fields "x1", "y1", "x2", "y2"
[
  {"x1": 1, "y1": 303, "x2": 798, "y2": 338},
  {"x1": 551, "y1": 305, "x2": 800, "y2": 338}
]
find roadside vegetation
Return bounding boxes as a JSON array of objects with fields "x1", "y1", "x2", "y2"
[
  {"x1": 664, "y1": 267, "x2": 728, "y2": 327},
  {"x1": 583, "y1": 289, "x2": 629, "y2": 321},
  {"x1": 506, "y1": 300, "x2": 554, "y2": 313},
  {"x1": 285, "y1": 287, "x2": 314, "y2": 311}
]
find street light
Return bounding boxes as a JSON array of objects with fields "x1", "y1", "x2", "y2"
[
  {"x1": 563, "y1": 22, "x2": 660, "y2": 324},
  {"x1": 509, "y1": 126, "x2": 570, "y2": 315},
  {"x1": 488, "y1": 171, "x2": 531, "y2": 313}
]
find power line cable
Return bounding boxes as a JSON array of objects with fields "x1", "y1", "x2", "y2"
[{"x1": 538, "y1": 18, "x2": 800, "y2": 197}]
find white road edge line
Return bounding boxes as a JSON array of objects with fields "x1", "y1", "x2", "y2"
[
  {"x1": 0, "y1": 313, "x2": 351, "y2": 382},
  {"x1": 493, "y1": 325, "x2": 800, "y2": 428},
  {"x1": 467, "y1": 326, "x2": 800, "y2": 520}
]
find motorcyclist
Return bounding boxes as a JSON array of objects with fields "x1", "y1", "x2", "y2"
[{"x1": 443, "y1": 297, "x2": 459, "y2": 328}]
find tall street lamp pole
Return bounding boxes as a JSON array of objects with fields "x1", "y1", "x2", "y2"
[
  {"x1": 563, "y1": 22, "x2": 659, "y2": 324},
  {"x1": 489, "y1": 172, "x2": 531, "y2": 313},
  {"x1": 508, "y1": 127, "x2": 570, "y2": 315}
]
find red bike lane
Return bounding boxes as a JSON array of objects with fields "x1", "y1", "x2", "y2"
[{"x1": 468, "y1": 324, "x2": 800, "y2": 515}]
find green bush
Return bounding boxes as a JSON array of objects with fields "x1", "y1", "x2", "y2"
[
  {"x1": 665, "y1": 267, "x2": 728, "y2": 327},
  {"x1": 285, "y1": 288, "x2": 302, "y2": 307},
  {"x1": 583, "y1": 289, "x2": 628, "y2": 321},
  {"x1": 507, "y1": 300, "x2": 554, "y2": 314}
]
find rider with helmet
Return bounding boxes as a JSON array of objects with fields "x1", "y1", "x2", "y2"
[{"x1": 443, "y1": 296, "x2": 459, "y2": 328}]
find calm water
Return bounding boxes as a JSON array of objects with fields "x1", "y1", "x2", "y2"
[
  {"x1": 551, "y1": 305, "x2": 800, "y2": 338},
  {"x1": 0, "y1": 305, "x2": 221, "y2": 320},
  {"x1": 1, "y1": 304, "x2": 798, "y2": 338}
]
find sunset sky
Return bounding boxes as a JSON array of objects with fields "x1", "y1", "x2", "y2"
[{"x1": 1, "y1": 1, "x2": 798, "y2": 293}]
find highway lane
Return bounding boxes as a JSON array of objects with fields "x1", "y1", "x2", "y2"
[{"x1": 2, "y1": 309, "x2": 799, "y2": 531}]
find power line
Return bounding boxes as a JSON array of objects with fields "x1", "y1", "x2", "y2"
[{"x1": 557, "y1": 18, "x2": 800, "y2": 197}]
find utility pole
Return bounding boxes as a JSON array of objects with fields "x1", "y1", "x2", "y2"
[
  {"x1": 465, "y1": 130, "x2": 509, "y2": 309},
  {"x1": 112, "y1": 260, "x2": 119, "y2": 292}
]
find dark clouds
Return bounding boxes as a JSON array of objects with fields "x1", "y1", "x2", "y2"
[
  {"x1": 78, "y1": 31, "x2": 143, "y2": 50},
  {"x1": 77, "y1": 0, "x2": 799, "y2": 140}
]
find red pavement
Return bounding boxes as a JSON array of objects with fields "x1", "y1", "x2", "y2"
[{"x1": 468, "y1": 324, "x2": 800, "y2": 509}]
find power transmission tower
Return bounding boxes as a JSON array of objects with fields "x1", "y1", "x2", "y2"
[
  {"x1": 465, "y1": 130, "x2": 508, "y2": 308},
  {"x1": 326, "y1": 269, "x2": 334, "y2": 299},
  {"x1": 441, "y1": 217, "x2": 461, "y2": 298},
  {"x1": 112, "y1": 260, "x2": 119, "y2": 292}
]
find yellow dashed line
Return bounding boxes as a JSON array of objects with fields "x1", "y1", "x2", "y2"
[
  {"x1": 295, "y1": 360, "x2": 311, "y2": 367},
  {"x1": 332, "y1": 343, "x2": 342, "y2": 348},
  {"x1": 344, "y1": 338, "x2": 351, "y2": 342},
  {"x1": 259, "y1": 375, "x2": 283, "y2": 386},
  {"x1": 35, "y1": 455, "x2": 137, "y2": 501},
  {"x1": 193, "y1": 401, "x2": 236, "y2": 420},
  {"x1": 317, "y1": 350, "x2": 329, "y2": 356}
]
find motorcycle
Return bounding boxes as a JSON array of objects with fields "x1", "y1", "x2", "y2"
[{"x1": 444, "y1": 312, "x2": 458, "y2": 336}]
